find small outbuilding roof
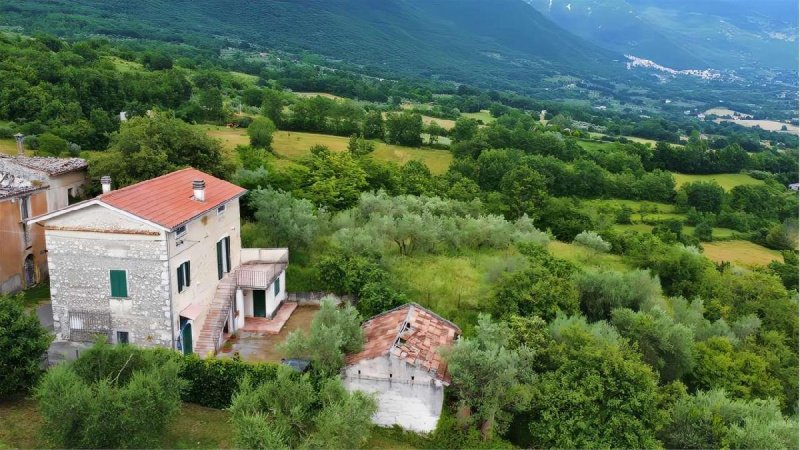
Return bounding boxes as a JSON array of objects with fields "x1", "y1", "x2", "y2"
[
  {"x1": 346, "y1": 303, "x2": 461, "y2": 383},
  {"x1": 0, "y1": 155, "x2": 87, "y2": 176},
  {"x1": 0, "y1": 184, "x2": 46, "y2": 200}
]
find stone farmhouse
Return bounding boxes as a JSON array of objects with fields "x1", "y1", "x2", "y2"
[
  {"x1": 29, "y1": 167, "x2": 288, "y2": 356},
  {"x1": 0, "y1": 146, "x2": 87, "y2": 293},
  {"x1": 343, "y1": 303, "x2": 461, "y2": 433}
]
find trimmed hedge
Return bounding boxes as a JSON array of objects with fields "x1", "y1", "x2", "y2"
[{"x1": 180, "y1": 354, "x2": 280, "y2": 409}]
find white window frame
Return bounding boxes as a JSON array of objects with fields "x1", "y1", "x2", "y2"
[{"x1": 174, "y1": 224, "x2": 187, "y2": 238}]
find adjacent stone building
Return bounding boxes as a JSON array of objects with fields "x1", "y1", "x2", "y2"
[
  {"x1": 0, "y1": 153, "x2": 87, "y2": 293},
  {"x1": 343, "y1": 303, "x2": 461, "y2": 433},
  {"x1": 29, "y1": 168, "x2": 287, "y2": 356}
]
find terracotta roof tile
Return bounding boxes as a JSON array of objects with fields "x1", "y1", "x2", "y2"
[
  {"x1": 346, "y1": 303, "x2": 461, "y2": 383},
  {"x1": 98, "y1": 168, "x2": 246, "y2": 230}
]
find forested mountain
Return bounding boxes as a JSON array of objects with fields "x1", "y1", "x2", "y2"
[
  {"x1": 0, "y1": 0, "x2": 624, "y2": 91},
  {"x1": 526, "y1": 0, "x2": 799, "y2": 70}
]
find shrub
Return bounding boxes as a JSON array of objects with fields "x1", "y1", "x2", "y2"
[
  {"x1": 0, "y1": 294, "x2": 53, "y2": 399},
  {"x1": 573, "y1": 230, "x2": 612, "y2": 253},
  {"x1": 37, "y1": 132, "x2": 68, "y2": 155},
  {"x1": 35, "y1": 342, "x2": 185, "y2": 448},
  {"x1": 0, "y1": 126, "x2": 14, "y2": 139},
  {"x1": 180, "y1": 354, "x2": 280, "y2": 409},
  {"x1": 248, "y1": 116, "x2": 276, "y2": 149}
]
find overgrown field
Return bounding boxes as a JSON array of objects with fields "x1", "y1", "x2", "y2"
[
  {"x1": 205, "y1": 126, "x2": 453, "y2": 174},
  {"x1": 701, "y1": 240, "x2": 782, "y2": 266},
  {"x1": 672, "y1": 172, "x2": 763, "y2": 191}
]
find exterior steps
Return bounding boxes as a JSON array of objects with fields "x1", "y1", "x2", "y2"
[{"x1": 193, "y1": 273, "x2": 237, "y2": 357}]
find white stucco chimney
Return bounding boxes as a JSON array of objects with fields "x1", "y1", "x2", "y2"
[
  {"x1": 100, "y1": 175, "x2": 112, "y2": 194},
  {"x1": 13, "y1": 133, "x2": 24, "y2": 156},
  {"x1": 192, "y1": 179, "x2": 206, "y2": 202}
]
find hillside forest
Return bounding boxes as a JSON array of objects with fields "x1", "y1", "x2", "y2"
[{"x1": 0, "y1": 29, "x2": 798, "y2": 449}]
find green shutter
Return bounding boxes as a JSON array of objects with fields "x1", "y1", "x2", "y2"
[
  {"x1": 216, "y1": 241, "x2": 223, "y2": 280},
  {"x1": 274, "y1": 277, "x2": 280, "y2": 296},
  {"x1": 110, "y1": 270, "x2": 128, "y2": 298},
  {"x1": 185, "y1": 261, "x2": 191, "y2": 287},
  {"x1": 224, "y1": 237, "x2": 231, "y2": 274},
  {"x1": 177, "y1": 267, "x2": 184, "y2": 292}
]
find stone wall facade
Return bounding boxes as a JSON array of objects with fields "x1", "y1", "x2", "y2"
[{"x1": 46, "y1": 229, "x2": 173, "y2": 348}]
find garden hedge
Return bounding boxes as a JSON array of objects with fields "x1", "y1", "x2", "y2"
[{"x1": 180, "y1": 354, "x2": 280, "y2": 409}]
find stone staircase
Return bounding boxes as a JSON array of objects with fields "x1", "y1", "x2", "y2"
[{"x1": 193, "y1": 272, "x2": 237, "y2": 357}]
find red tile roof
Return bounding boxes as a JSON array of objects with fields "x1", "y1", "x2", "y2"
[
  {"x1": 346, "y1": 303, "x2": 461, "y2": 383},
  {"x1": 99, "y1": 168, "x2": 246, "y2": 230}
]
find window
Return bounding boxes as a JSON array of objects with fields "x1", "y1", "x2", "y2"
[
  {"x1": 216, "y1": 237, "x2": 231, "y2": 280},
  {"x1": 20, "y1": 195, "x2": 29, "y2": 220},
  {"x1": 274, "y1": 277, "x2": 280, "y2": 296},
  {"x1": 216, "y1": 204, "x2": 226, "y2": 215},
  {"x1": 109, "y1": 270, "x2": 128, "y2": 298},
  {"x1": 116, "y1": 331, "x2": 129, "y2": 344},
  {"x1": 174, "y1": 225, "x2": 187, "y2": 238},
  {"x1": 177, "y1": 261, "x2": 191, "y2": 293}
]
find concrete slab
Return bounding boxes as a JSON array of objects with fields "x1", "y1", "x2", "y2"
[
  {"x1": 47, "y1": 340, "x2": 91, "y2": 366},
  {"x1": 36, "y1": 302, "x2": 53, "y2": 331},
  {"x1": 220, "y1": 304, "x2": 317, "y2": 362},
  {"x1": 240, "y1": 302, "x2": 298, "y2": 334}
]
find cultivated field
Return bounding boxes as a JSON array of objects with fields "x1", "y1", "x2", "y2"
[
  {"x1": 205, "y1": 126, "x2": 453, "y2": 174},
  {"x1": 293, "y1": 92, "x2": 344, "y2": 100},
  {"x1": 704, "y1": 107, "x2": 751, "y2": 118},
  {"x1": 714, "y1": 118, "x2": 798, "y2": 134},
  {"x1": 461, "y1": 109, "x2": 495, "y2": 124},
  {"x1": 382, "y1": 111, "x2": 455, "y2": 131},
  {"x1": 672, "y1": 172, "x2": 764, "y2": 191},
  {"x1": 702, "y1": 240, "x2": 782, "y2": 266}
]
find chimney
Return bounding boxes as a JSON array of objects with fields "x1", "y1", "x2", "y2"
[
  {"x1": 100, "y1": 175, "x2": 112, "y2": 194},
  {"x1": 192, "y1": 179, "x2": 206, "y2": 202},
  {"x1": 13, "y1": 133, "x2": 24, "y2": 156}
]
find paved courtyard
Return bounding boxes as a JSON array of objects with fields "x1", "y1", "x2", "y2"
[{"x1": 220, "y1": 304, "x2": 318, "y2": 362}]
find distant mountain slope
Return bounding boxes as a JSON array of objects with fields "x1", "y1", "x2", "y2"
[
  {"x1": 525, "y1": 0, "x2": 798, "y2": 70},
  {"x1": 0, "y1": 0, "x2": 625, "y2": 90}
]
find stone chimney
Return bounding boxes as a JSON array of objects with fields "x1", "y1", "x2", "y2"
[
  {"x1": 192, "y1": 179, "x2": 206, "y2": 202},
  {"x1": 101, "y1": 175, "x2": 112, "y2": 194},
  {"x1": 13, "y1": 133, "x2": 24, "y2": 156}
]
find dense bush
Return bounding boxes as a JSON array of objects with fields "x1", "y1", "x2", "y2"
[
  {"x1": 36, "y1": 342, "x2": 184, "y2": 448},
  {"x1": 0, "y1": 294, "x2": 53, "y2": 399},
  {"x1": 180, "y1": 354, "x2": 280, "y2": 409}
]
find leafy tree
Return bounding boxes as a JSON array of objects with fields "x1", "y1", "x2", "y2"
[
  {"x1": 442, "y1": 314, "x2": 535, "y2": 440},
  {"x1": 0, "y1": 294, "x2": 53, "y2": 399},
  {"x1": 260, "y1": 89, "x2": 284, "y2": 125},
  {"x1": 301, "y1": 145, "x2": 368, "y2": 210},
  {"x1": 677, "y1": 181, "x2": 726, "y2": 214},
  {"x1": 250, "y1": 188, "x2": 319, "y2": 249},
  {"x1": 248, "y1": 116, "x2": 276, "y2": 149},
  {"x1": 242, "y1": 87, "x2": 264, "y2": 107},
  {"x1": 660, "y1": 389, "x2": 798, "y2": 449},
  {"x1": 361, "y1": 110, "x2": 384, "y2": 139},
  {"x1": 384, "y1": 111, "x2": 422, "y2": 147},
  {"x1": 399, "y1": 160, "x2": 434, "y2": 195},
  {"x1": 356, "y1": 281, "x2": 407, "y2": 318},
  {"x1": 451, "y1": 117, "x2": 480, "y2": 143},
  {"x1": 280, "y1": 298, "x2": 363, "y2": 376},
  {"x1": 499, "y1": 166, "x2": 547, "y2": 219},
  {"x1": 526, "y1": 318, "x2": 664, "y2": 448},
  {"x1": 35, "y1": 342, "x2": 184, "y2": 448},
  {"x1": 347, "y1": 133, "x2": 375, "y2": 156},
  {"x1": 229, "y1": 369, "x2": 376, "y2": 449},
  {"x1": 575, "y1": 269, "x2": 662, "y2": 321},
  {"x1": 37, "y1": 132, "x2": 68, "y2": 156},
  {"x1": 573, "y1": 230, "x2": 611, "y2": 253},
  {"x1": 88, "y1": 112, "x2": 230, "y2": 187},
  {"x1": 197, "y1": 87, "x2": 225, "y2": 122},
  {"x1": 611, "y1": 307, "x2": 695, "y2": 382}
]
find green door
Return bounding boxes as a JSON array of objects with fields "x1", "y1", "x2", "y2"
[
  {"x1": 253, "y1": 290, "x2": 267, "y2": 318},
  {"x1": 180, "y1": 317, "x2": 193, "y2": 355}
]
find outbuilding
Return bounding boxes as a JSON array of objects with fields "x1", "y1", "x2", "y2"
[{"x1": 343, "y1": 303, "x2": 461, "y2": 433}]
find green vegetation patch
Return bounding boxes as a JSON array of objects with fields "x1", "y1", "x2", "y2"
[
  {"x1": 702, "y1": 240, "x2": 783, "y2": 267},
  {"x1": 672, "y1": 172, "x2": 764, "y2": 191},
  {"x1": 547, "y1": 241, "x2": 629, "y2": 271}
]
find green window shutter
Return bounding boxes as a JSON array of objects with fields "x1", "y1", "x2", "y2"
[
  {"x1": 224, "y1": 237, "x2": 231, "y2": 274},
  {"x1": 110, "y1": 270, "x2": 128, "y2": 298},
  {"x1": 177, "y1": 267, "x2": 184, "y2": 292},
  {"x1": 274, "y1": 277, "x2": 280, "y2": 296},
  {"x1": 216, "y1": 241, "x2": 223, "y2": 280},
  {"x1": 186, "y1": 261, "x2": 191, "y2": 287}
]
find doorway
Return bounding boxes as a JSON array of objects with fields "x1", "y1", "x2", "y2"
[
  {"x1": 253, "y1": 290, "x2": 267, "y2": 318},
  {"x1": 180, "y1": 317, "x2": 193, "y2": 355}
]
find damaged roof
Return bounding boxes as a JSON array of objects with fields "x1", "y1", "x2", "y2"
[
  {"x1": 346, "y1": 303, "x2": 461, "y2": 383},
  {"x1": 0, "y1": 184, "x2": 46, "y2": 200},
  {"x1": 0, "y1": 155, "x2": 87, "y2": 176}
]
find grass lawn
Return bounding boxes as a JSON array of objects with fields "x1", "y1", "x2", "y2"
[
  {"x1": 17, "y1": 283, "x2": 50, "y2": 310},
  {"x1": 294, "y1": 91, "x2": 344, "y2": 100},
  {"x1": 584, "y1": 198, "x2": 676, "y2": 213},
  {"x1": 547, "y1": 241, "x2": 630, "y2": 271},
  {"x1": 613, "y1": 223, "x2": 738, "y2": 241},
  {"x1": 672, "y1": 172, "x2": 763, "y2": 191},
  {"x1": 205, "y1": 126, "x2": 453, "y2": 175},
  {"x1": 386, "y1": 251, "x2": 514, "y2": 331},
  {"x1": 367, "y1": 426, "x2": 421, "y2": 449},
  {"x1": 702, "y1": 240, "x2": 783, "y2": 266},
  {"x1": 0, "y1": 399, "x2": 232, "y2": 449},
  {"x1": 461, "y1": 110, "x2": 495, "y2": 124}
]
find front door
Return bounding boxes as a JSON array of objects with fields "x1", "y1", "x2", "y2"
[
  {"x1": 253, "y1": 290, "x2": 267, "y2": 318},
  {"x1": 180, "y1": 317, "x2": 193, "y2": 355}
]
